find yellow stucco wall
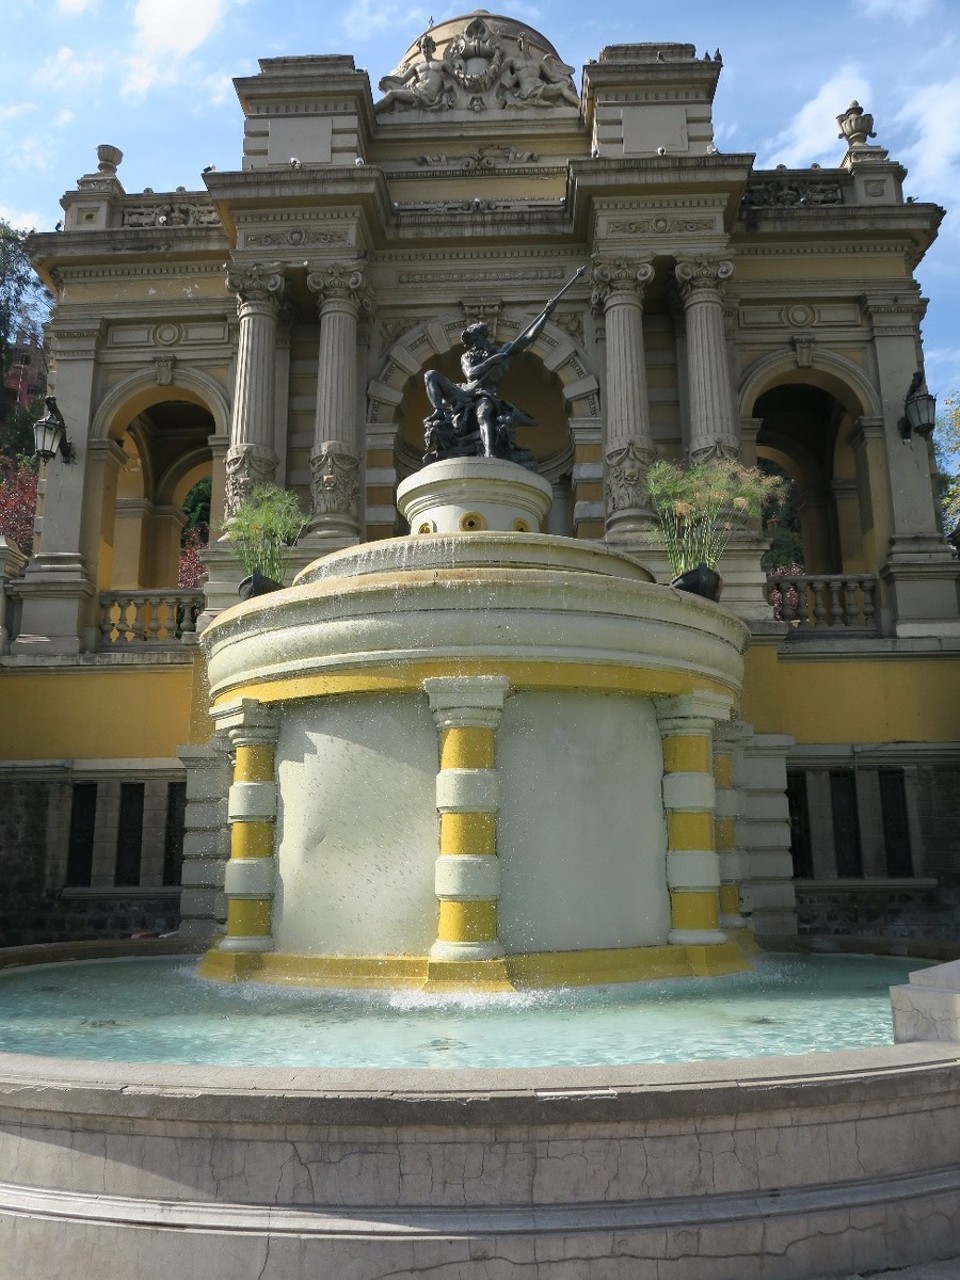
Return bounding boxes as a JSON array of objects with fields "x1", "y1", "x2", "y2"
[
  {"x1": 0, "y1": 660, "x2": 206, "y2": 761},
  {"x1": 742, "y1": 642, "x2": 960, "y2": 744}
]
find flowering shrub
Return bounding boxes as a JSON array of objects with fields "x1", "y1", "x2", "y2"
[
  {"x1": 766, "y1": 562, "x2": 806, "y2": 621},
  {"x1": 0, "y1": 458, "x2": 38, "y2": 555},
  {"x1": 177, "y1": 525, "x2": 207, "y2": 588},
  {"x1": 645, "y1": 458, "x2": 783, "y2": 577}
]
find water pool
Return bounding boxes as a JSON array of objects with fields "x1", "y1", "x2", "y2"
[{"x1": 0, "y1": 952, "x2": 924, "y2": 1068}]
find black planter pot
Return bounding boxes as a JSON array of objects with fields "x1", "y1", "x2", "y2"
[
  {"x1": 671, "y1": 563, "x2": 723, "y2": 602},
  {"x1": 238, "y1": 570, "x2": 284, "y2": 601}
]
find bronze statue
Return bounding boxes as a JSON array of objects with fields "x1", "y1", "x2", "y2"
[{"x1": 423, "y1": 266, "x2": 585, "y2": 469}]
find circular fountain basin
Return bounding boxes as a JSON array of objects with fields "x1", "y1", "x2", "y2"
[{"x1": 1, "y1": 947, "x2": 960, "y2": 1279}]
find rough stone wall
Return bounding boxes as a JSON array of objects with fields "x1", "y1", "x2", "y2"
[
  {"x1": 0, "y1": 779, "x2": 55, "y2": 947},
  {"x1": 795, "y1": 882, "x2": 960, "y2": 939},
  {"x1": 915, "y1": 760, "x2": 960, "y2": 884}
]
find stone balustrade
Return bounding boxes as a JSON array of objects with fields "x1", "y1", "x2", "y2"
[
  {"x1": 98, "y1": 589, "x2": 204, "y2": 648},
  {"x1": 767, "y1": 572, "x2": 879, "y2": 633}
]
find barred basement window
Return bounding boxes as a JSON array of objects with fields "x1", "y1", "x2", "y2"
[
  {"x1": 66, "y1": 783, "x2": 97, "y2": 887},
  {"x1": 163, "y1": 780, "x2": 187, "y2": 886},
  {"x1": 879, "y1": 768, "x2": 913, "y2": 877},
  {"x1": 829, "y1": 769, "x2": 863, "y2": 877},
  {"x1": 114, "y1": 782, "x2": 145, "y2": 887},
  {"x1": 786, "y1": 770, "x2": 813, "y2": 879}
]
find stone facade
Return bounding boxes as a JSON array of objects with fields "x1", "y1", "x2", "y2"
[{"x1": 0, "y1": 12, "x2": 958, "y2": 946}]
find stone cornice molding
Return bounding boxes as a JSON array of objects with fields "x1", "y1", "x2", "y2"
[
  {"x1": 589, "y1": 256, "x2": 655, "y2": 315},
  {"x1": 675, "y1": 256, "x2": 734, "y2": 302},
  {"x1": 225, "y1": 262, "x2": 287, "y2": 308}
]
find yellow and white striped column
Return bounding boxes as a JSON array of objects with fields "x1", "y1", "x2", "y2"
[
  {"x1": 214, "y1": 698, "x2": 280, "y2": 954},
  {"x1": 714, "y1": 719, "x2": 749, "y2": 930},
  {"x1": 423, "y1": 676, "x2": 509, "y2": 961},
  {"x1": 655, "y1": 692, "x2": 732, "y2": 946}
]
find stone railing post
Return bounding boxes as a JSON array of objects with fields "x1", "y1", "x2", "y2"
[
  {"x1": 713, "y1": 718, "x2": 751, "y2": 931},
  {"x1": 675, "y1": 256, "x2": 739, "y2": 463},
  {"x1": 224, "y1": 262, "x2": 287, "y2": 516},
  {"x1": 423, "y1": 676, "x2": 510, "y2": 965},
  {"x1": 304, "y1": 261, "x2": 369, "y2": 544},
  {"x1": 655, "y1": 691, "x2": 733, "y2": 946},
  {"x1": 591, "y1": 255, "x2": 656, "y2": 535},
  {"x1": 206, "y1": 698, "x2": 280, "y2": 970}
]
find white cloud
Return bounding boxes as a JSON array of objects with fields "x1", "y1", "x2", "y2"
[
  {"x1": 122, "y1": 0, "x2": 230, "y2": 100},
  {"x1": 896, "y1": 77, "x2": 960, "y2": 208},
  {"x1": 198, "y1": 70, "x2": 234, "y2": 108},
  {"x1": 859, "y1": 0, "x2": 936, "y2": 19},
  {"x1": 131, "y1": 0, "x2": 226, "y2": 58},
  {"x1": 0, "y1": 204, "x2": 47, "y2": 232},
  {"x1": 340, "y1": 0, "x2": 430, "y2": 39},
  {"x1": 0, "y1": 103, "x2": 35, "y2": 122},
  {"x1": 758, "y1": 67, "x2": 871, "y2": 169},
  {"x1": 33, "y1": 46, "x2": 106, "y2": 88},
  {"x1": 57, "y1": 0, "x2": 96, "y2": 12}
]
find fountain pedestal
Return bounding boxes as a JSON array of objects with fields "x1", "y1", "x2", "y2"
[{"x1": 200, "y1": 460, "x2": 750, "y2": 988}]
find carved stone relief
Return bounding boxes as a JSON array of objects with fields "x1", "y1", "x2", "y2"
[
  {"x1": 122, "y1": 202, "x2": 220, "y2": 228},
  {"x1": 309, "y1": 443, "x2": 360, "y2": 522},
  {"x1": 225, "y1": 262, "x2": 287, "y2": 307},
  {"x1": 375, "y1": 16, "x2": 579, "y2": 115},
  {"x1": 224, "y1": 444, "x2": 276, "y2": 517},
  {"x1": 605, "y1": 439, "x2": 658, "y2": 514},
  {"x1": 590, "y1": 257, "x2": 656, "y2": 315},
  {"x1": 741, "y1": 180, "x2": 843, "y2": 209}
]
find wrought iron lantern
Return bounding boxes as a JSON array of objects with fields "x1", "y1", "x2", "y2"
[
  {"x1": 32, "y1": 397, "x2": 75, "y2": 463},
  {"x1": 900, "y1": 372, "x2": 937, "y2": 441}
]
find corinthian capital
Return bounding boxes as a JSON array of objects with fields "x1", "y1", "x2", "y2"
[
  {"x1": 306, "y1": 261, "x2": 371, "y2": 313},
  {"x1": 590, "y1": 255, "x2": 655, "y2": 315},
  {"x1": 225, "y1": 261, "x2": 287, "y2": 307},
  {"x1": 674, "y1": 256, "x2": 734, "y2": 300}
]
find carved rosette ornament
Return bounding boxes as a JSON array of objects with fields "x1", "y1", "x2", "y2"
[
  {"x1": 605, "y1": 440, "x2": 659, "y2": 515},
  {"x1": 589, "y1": 257, "x2": 656, "y2": 316},
  {"x1": 308, "y1": 442, "x2": 360, "y2": 530},
  {"x1": 224, "y1": 444, "x2": 276, "y2": 518}
]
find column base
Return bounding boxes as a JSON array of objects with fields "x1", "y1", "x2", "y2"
[
  {"x1": 668, "y1": 928, "x2": 728, "y2": 946},
  {"x1": 429, "y1": 939, "x2": 505, "y2": 962},
  {"x1": 217, "y1": 934, "x2": 274, "y2": 953}
]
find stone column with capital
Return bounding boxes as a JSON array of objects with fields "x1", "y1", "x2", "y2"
[
  {"x1": 655, "y1": 691, "x2": 734, "y2": 947},
  {"x1": 674, "y1": 256, "x2": 739, "y2": 463},
  {"x1": 304, "y1": 262, "x2": 369, "y2": 546},
  {"x1": 223, "y1": 262, "x2": 287, "y2": 517},
  {"x1": 591, "y1": 255, "x2": 657, "y2": 536}
]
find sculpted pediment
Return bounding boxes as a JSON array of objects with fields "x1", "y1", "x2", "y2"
[{"x1": 375, "y1": 12, "x2": 579, "y2": 116}]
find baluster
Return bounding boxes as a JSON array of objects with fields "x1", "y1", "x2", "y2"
[
  {"x1": 780, "y1": 576, "x2": 797, "y2": 623},
  {"x1": 811, "y1": 579, "x2": 827, "y2": 628},
  {"x1": 131, "y1": 596, "x2": 146, "y2": 643},
  {"x1": 146, "y1": 594, "x2": 161, "y2": 643},
  {"x1": 99, "y1": 597, "x2": 117, "y2": 647},
  {"x1": 843, "y1": 578, "x2": 859, "y2": 626},
  {"x1": 862, "y1": 578, "x2": 878, "y2": 632},
  {"x1": 828, "y1": 579, "x2": 844, "y2": 627},
  {"x1": 178, "y1": 595, "x2": 194, "y2": 639}
]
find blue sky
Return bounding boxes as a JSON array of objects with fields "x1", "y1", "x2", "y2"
[{"x1": 3, "y1": 0, "x2": 960, "y2": 393}]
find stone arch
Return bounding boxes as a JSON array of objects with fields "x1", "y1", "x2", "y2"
[
  {"x1": 738, "y1": 347, "x2": 881, "y2": 423},
  {"x1": 740, "y1": 349, "x2": 881, "y2": 575},
  {"x1": 90, "y1": 366, "x2": 230, "y2": 442},
  {"x1": 88, "y1": 368, "x2": 226, "y2": 590},
  {"x1": 366, "y1": 313, "x2": 598, "y2": 535}
]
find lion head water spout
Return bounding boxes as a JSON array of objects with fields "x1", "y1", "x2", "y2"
[{"x1": 199, "y1": 457, "x2": 751, "y2": 989}]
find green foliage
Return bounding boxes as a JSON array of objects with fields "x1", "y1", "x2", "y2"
[
  {"x1": 227, "y1": 483, "x2": 305, "y2": 582},
  {"x1": 645, "y1": 458, "x2": 783, "y2": 576},
  {"x1": 181, "y1": 475, "x2": 211, "y2": 544},
  {"x1": 934, "y1": 396, "x2": 960, "y2": 539},
  {"x1": 0, "y1": 396, "x2": 45, "y2": 462},
  {"x1": 0, "y1": 222, "x2": 51, "y2": 424}
]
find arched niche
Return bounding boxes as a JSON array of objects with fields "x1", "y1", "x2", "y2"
[
  {"x1": 741, "y1": 352, "x2": 879, "y2": 576},
  {"x1": 367, "y1": 313, "x2": 598, "y2": 533},
  {"x1": 88, "y1": 369, "x2": 225, "y2": 590}
]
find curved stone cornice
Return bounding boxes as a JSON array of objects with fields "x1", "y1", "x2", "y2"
[
  {"x1": 590, "y1": 257, "x2": 655, "y2": 315},
  {"x1": 675, "y1": 256, "x2": 735, "y2": 301},
  {"x1": 225, "y1": 262, "x2": 287, "y2": 308}
]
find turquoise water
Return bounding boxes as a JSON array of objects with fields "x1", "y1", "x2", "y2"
[{"x1": 0, "y1": 953, "x2": 921, "y2": 1069}]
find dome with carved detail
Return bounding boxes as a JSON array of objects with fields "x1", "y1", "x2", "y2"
[{"x1": 375, "y1": 11, "x2": 579, "y2": 116}]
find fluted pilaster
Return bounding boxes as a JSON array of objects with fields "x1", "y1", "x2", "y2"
[
  {"x1": 305, "y1": 262, "x2": 369, "y2": 538},
  {"x1": 675, "y1": 256, "x2": 738, "y2": 463},
  {"x1": 591, "y1": 256, "x2": 656, "y2": 532},
  {"x1": 224, "y1": 262, "x2": 287, "y2": 515}
]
